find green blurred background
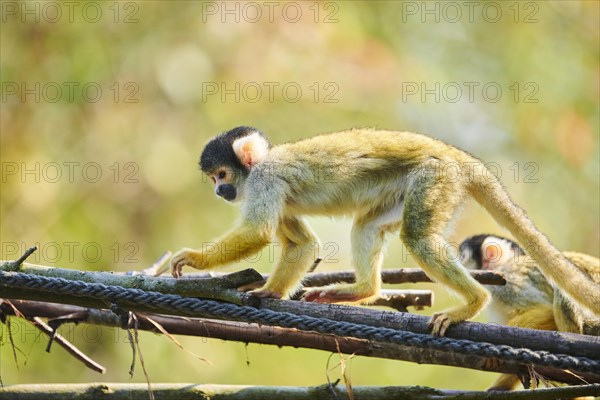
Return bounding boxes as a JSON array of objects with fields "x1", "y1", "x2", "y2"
[{"x1": 1, "y1": 0, "x2": 598, "y2": 390}]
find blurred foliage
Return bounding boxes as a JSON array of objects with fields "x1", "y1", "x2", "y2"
[{"x1": 0, "y1": 0, "x2": 598, "y2": 390}]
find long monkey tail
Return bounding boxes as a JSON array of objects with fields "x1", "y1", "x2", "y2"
[{"x1": 467, "y1": 162, "x2": 600, "y2": 316}]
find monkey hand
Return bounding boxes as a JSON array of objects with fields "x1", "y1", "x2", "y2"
[
  {"x1": 303, "y1": 283, "x2": 378, "y2": 304},
  {"x1": 171, "y1": 248, "x2": 207, "y2": 278}
]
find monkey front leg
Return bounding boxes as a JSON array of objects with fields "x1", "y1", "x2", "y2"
[
  {"x1": 250, "y1": 217, "x2": 319, "y2": 299},
  {"x1": 171, "y1": 223, "x2": 272, "y2": 277}
]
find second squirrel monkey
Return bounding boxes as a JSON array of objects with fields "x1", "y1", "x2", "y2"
[
  {"x1": 459, "y1": 234, "x2": 600, "y2": 334},
  {"x1": 459, "y1": 234, "x2": 600, "y2": 390},
  {"x1": 171, "y1": 127, "x2": 600, "y2": 336}
]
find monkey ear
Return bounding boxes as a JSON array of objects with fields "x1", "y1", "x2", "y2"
[
  {"x1": 481, "y1": 237, "x2": 514, "y2": 269},
  {"x1": 481, "y1": 238, "x2": 503, "y2": 269},
  {"x1": 232, "y1": 132, "x2": 270, "y2": 168},
  {"x1": 483, "y1": 243, "x2": 500, "y2": 263}
]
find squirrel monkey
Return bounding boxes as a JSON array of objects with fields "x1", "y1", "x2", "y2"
[
  {"x1": 171, "y1": 126, "x2": 600, "y2": 336},
  {"x1": 459, "y1": 234, "x2": 599, "y2": 391}
]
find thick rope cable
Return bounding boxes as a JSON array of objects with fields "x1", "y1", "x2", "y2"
[{"x1": 1, "y1": 270, "x2": 599, "y2": 373}]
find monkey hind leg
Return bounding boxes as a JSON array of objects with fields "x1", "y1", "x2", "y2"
[
  {"x1": 303, "y1": 252, "x2": 384, "y2": 304},
  {"x1": 405, "y1": 233, "x2": 490, "y2": 336},
  {"x1": 401, "y1": 170, "x2": 490, "y2": 336},
  {"x1": 505, "y1": 305, "x2": 557, "y2": 331},
  {"x1": 304, "y1": 209, "x2": 394, "y2": 304}
]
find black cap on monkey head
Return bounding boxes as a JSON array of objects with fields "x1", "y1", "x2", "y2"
[{"x1": 199, "y1": 126, "x2": 271, "y2": 174}]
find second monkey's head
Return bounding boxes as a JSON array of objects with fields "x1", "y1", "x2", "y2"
[
  {"x1": 459, "y1": 234, "x2": 525, "y2": 271},
  {"x1": 199, "y1": 126, "x2": 271, "y2": 203}
]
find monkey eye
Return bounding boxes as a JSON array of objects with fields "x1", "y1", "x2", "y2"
[{"x1": 218, "y1": 171, "x2": 226, "y2": 179}]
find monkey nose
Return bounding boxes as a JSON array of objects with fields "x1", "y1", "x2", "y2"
[{"x1": 216, "y1": 184, "x2": 237, "y2": 201}]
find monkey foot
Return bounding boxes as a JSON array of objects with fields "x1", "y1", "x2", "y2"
[
  {"x1": 248, "y1": 288, "x2": 283, "y2": 299},
  {"x1": 303, "y1": 287, "x2": 374, "y2": 303},
  {"x1": 428, "y1": 312, "x2": 459, "y2": 336}
]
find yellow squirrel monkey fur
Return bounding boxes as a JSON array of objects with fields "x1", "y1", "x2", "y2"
[
  {"x1": 171, "y1": 127, "x2": 600, "y2": 336},
  {"x1": 459, "y1": 234, "x2": 599, "y2": 391}
]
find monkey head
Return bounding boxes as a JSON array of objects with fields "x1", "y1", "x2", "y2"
[
  {"x1": 459, "y1": 234, "x2": 524, "y2": 270},
  {"x1": 199, "y1": 126, "x2": 271, "y2": 203}
]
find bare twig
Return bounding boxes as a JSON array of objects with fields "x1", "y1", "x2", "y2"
[
  {"x1": 27, "y1": 316, "x2": 106, "y2": 373},
  {"x1": 4, "y1": 247, "x2": 37, "y2": 272},
  {"x1": 307, "y1": 257, "x2": 323, "y2": 274},
  {"x1": 139, "y1": 314, "x2": 211, "y2": 364},
  {"x1": 127, "y1": 313, "x2": 154, "y2": 400}
]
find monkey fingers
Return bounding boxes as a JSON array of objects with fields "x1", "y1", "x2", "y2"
[{"x1": 170, "y1": 249, "x2": 205, "y2": 278}]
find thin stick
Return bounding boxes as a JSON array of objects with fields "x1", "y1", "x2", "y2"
[
  {"x1": 5, "y1": 247, "x2": 38, "y2": 272},
  {"x1": 28, "y1": 316, "x2": 106, "y2": 374}
]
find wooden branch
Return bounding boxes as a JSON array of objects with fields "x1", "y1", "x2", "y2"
[
  {"x1": 256, "y1": 298, "x2": 600, "y2": 360},
  {"x1": 3, "y1": 300, "x2": 599, "y2": 385},
  {"x1": 289, "y1": 289, "x2": 432, "y2": 311},
  {"x1": 1, "y1": 255, "x2": 597, "y2": 382},
  {"x1": 197, "y1": 267, "x2": 507, "y2": 287},
  {"x1": 2, "y1": 279, "x2": 597, "y2": 361},
  {"x1": 303, "y1": 268, "x2": 507, "y2": 286},
  {"x1": 371, "y1": 289, "x2": 432, "y2": 311},
  {"x1": 0, "y1": 253, "x2": 600, "y2": 381},
  {"x1": 0, "y1": 383, "x2": 598, "y2": 400},
  {"x1": 0, "y1": 261, "x2": 262, "y2": 305},
  {"x1": 0, "y1": 261, "x2": 432, "y2": 311}
]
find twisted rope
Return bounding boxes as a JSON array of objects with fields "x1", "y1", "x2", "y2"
[{"x1": 2, "y1": 270, "x2": 598, "y2": 372}]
